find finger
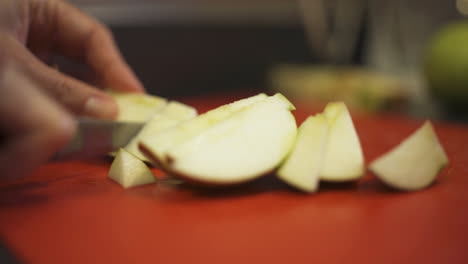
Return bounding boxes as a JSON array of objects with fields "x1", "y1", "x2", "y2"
[
  {"x1": 28, "y1": 0, "x2": 145, "y2": 93},
  {"x1": 30, "y1": 59, "x2": 120, "y2": 120},
  {"x1": 0, "y1": 63, "x2": 76, "y2": 179},
  {"x1": 5, "y1": 35, "x2": 118, "y2": 120}
]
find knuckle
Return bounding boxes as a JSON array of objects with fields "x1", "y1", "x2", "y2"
[
  {"x1": 44, "y1": 112, "x2": 77, "y2": 150},
  {"x1": 95, "y1": 22, "x2": 113, "y2": 38},
  {"x1": 50, "y1": 78, "x2": 77, "y2": 108}
]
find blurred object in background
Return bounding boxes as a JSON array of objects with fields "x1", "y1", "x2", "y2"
[
  {"x1": 68, "y1": 0, "x2": 468, "y2": 121},
  {"x1": 297, "y1": 0, "x2": 366, "y2": 64},
  {"x1": 272, "y1": 0, "x2": 468, "y2": 121},
  {"x1": 69, "y1": 0, "x2": 312, "y2": 98},
  {"x1": 364, "y1": 0, "x2": 466, "y2": 120},
  {"x1": 270, "y1": 65, "x2": 409, "y2": 113},
  {"x1": 457, "y1": 0, "x2": 468, "y2": 16},
  {"x1": 424, "y1": 20, "x2": 468, "y2": 119}
]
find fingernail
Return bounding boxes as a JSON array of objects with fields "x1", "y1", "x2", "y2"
[{"x1": 84, "y1": 95, "x2": 118, "y2": 119}]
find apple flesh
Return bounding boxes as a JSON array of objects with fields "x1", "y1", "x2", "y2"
[
  {"x1": 277, "y1": 114, "x2": 329, "y2": 193},
  {"x1": 141, "y1": 93, "x2": 297, "y2": 186},
  {"x1": 140, "y1": 93, "x2": 268, "y2": 165},
  {"x1": 320, "y1": 102, "x2": 365, "y2": 181},
  {"x1": 108, "y1": 91, "x2": 167, "y2": 122},
  {"x1": 108, "y1": 148, "x2": 156, "y2": 188},
  {"x1": 124, "y1": 101, "x2": 198, "y2": 163},
  {"x1": 369, "y1": 121, "x2": 449, "y2": 191}
]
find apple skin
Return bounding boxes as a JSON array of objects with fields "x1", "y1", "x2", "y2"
[
  {"x1": 140, "y1": 93, "x2": 268, "y2": 165},
  {"x1": 139, "y1": 144, "x2": 165, "y2": 169},
  {"x1": 140, "y1": 93, "x2": 297, "y2": 187},
  {"x1": 139, "y1": 132, "x2": 279, "y2": 188}
]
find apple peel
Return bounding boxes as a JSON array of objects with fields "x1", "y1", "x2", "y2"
[{"x1": 142, "y1": 93, "x2": 297, "y2": 186}]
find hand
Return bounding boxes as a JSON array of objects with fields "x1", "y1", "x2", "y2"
[{"x1": 0, "y1": 0, "x2": 144, "y2": 179}]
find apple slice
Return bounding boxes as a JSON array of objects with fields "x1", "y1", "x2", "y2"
[
  {"x1": 369, "y1": 121, "x2": 449, "y2": 191},
  {"x1": 108, "y1": 148, "x2": 156, "y2": 188},
  {"x1": 140, "y1": 93, "x2": 268, "y2": 165},
  {"x1": 142, "y1": 93, "x2": 297, "y2": 186},
  {"x1": 277, "y1": 114, "x2": 329, "y2": 193},
  {"x1": 320, "y1": 102, "x2": 365, "y2": 181},
  {"x1": 124, "y1": 101, "x2": 197, "y2": 163},
  {"x1": 108, "y1": 91, "x2": 167, "y2": 122}
]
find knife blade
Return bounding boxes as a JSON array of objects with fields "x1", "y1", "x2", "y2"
[{"x1": 53, "y1": 118, "x2": 144, "y2": 160}]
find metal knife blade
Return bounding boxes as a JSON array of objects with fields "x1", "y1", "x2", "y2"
[{"x1": 53, "y1": 118, "x2": 144, "y2": 160}]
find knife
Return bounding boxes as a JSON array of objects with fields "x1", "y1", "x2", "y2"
[{"x1": 53, "y1": 118, "x2": 144, "y2": 160}]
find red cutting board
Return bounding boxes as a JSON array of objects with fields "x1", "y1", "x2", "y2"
[{"x1": 1, "y1": 92, "x2": 468, "y2": 264}]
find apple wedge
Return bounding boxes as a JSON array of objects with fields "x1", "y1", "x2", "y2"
[
  {"x1": 141, "y1": 93, "x2": 297, "y2": 186},
  {"x1": 108, "y1": 148, "x2": 156, "y2": 188},
  {"x1": 320, "y1": 102, "x2": 365, "y2": 181},
  {"x1": 277, "y1": 114, "x2": 329, "y2": 193},
  {"x1": 140, "y1": 93, "x2": 268, "y2": 165},
  {"x1": 108, "y1": 91, "x2": 167, "y2": 122},
  {"x1": 124, "y1": 101, "x2": 198, "y2": 163},
  {"x1": 369, "y1": 121, "x2": 449, "y2": 191}
]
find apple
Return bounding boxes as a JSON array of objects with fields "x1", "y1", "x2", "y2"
[
  {"x1": 124, "y1": 101, "x2": 198, "y2": 163},
  {"x1": 108, "y1": 148, "x2": 156, "y2": 188},
  {"x1": 277, "y1": 114, "x2": 329, "y2": 193},
  {"x1": 140, "y1": 93, "x2": 297, "y2": 186},
  {"x1": 424, "y1": 21, "x2": 468, "y2": 113},
  {"x1": 369, "y1": 121, "x2": 449, "y2": 191},
  {"x1": 139, "y1": 93, "x2": 268, "y2": 165},
  {"x1": 108, "y1": 91, "x2": 167, "y2": 122},
  {"x1": 320, "y1": 102, "x2": 365, "y2": 181}
]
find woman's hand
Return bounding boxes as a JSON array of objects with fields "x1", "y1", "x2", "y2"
[{"x1": 0, "y1": 0, "x2": 144, "y2": 179}]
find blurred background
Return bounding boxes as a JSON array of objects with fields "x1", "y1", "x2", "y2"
[{"x1": 67, "y1": 0, "x2": 468, "y2": 121}]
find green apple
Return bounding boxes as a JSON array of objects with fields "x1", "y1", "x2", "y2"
[
  {"x1": 369, "y1": 121, "x2": 448, "y2": 191},
  {"x1": 108, "y1": 91, "x2": 167, "y2": 122},
  {"x1": 108, "y1": 148, "x2": 156, "y2": 188},
  {"x1": 140, "y1": 93, "x2": 268, "y2": 165},
  {"x1": 141, "y1": 93, "x2": 297, "y2": 186},
  {"x1": 424, "y1": 20, "x2": 468, "y2": 112},
  {"x1": 277, "y1": 114, "x2": 329, "y2": 193},
  {"x1": 124, "y1": 101, "x2": 197, "y2": 163},
  {"x1": 320, "y1": 102, "x2": 365, "y2": 181}
]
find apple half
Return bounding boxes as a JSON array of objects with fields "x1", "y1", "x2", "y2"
[
  {"x1": 320, "y1": 102, "x2": 365, "y2": 181},
  {"x1": 140, "y1": 93, "x2": 297, "y2": 186},
  {"x1": 108, "y1": 148, "x2": 156, "y2": 188},
  {"x1": 277, "y1": 114, "x2": 329, "y2": 193},
  {"x1": 124, "y1": 101, "x2": 198, "y2": 163},
  {"x1": 140, "y1": 93, "x2": 268, "y2": 165},
  {"x1": 108, "y1": 91, "x2": 167, "y2": 122},
  {"x1": 369, "y1": 121, "x2": 449, "y2": 191}
]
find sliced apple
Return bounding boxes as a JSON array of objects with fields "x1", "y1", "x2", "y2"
[
  {"x1": 320, "y1": 102, "x2": 365, "y2": 181},
  {"x1": 369, "y1": 121, "x2": 449, "y2": 191},
  {"x1": 108, "y1": 148, "x2": 156, "y2": 188},
  {"x1": 108, "y1": 91, "x2": 167, "y2": 122},
  {"x1": 277, "y1": 114, "x2": 329, "y2": 193},
  {"x1": 141, "y1": 93, "x2": 297, "y2": 186},
  {"x1": 124, "y1": 101, "x2": 197, "y2": 163},
  {"x1": 140, "y1": 93, "x2": 268, "y2": 165}
]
